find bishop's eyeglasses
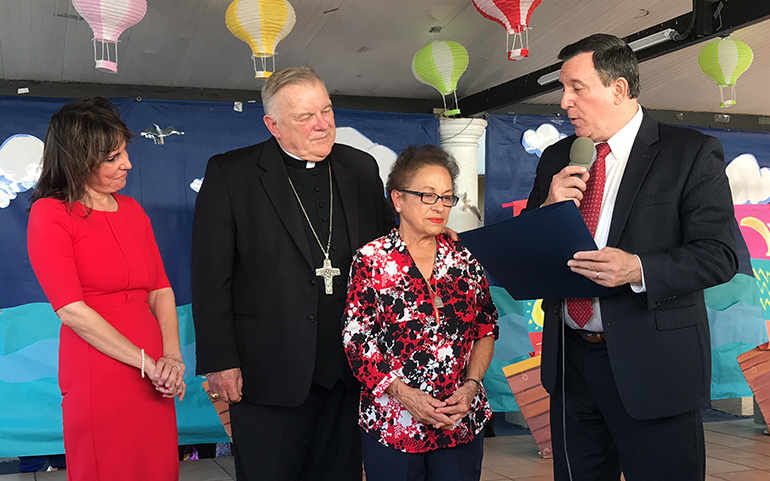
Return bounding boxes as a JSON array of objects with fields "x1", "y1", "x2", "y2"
[{"x1": 399, "y1": 190, "x2": 459, "y2": 207}]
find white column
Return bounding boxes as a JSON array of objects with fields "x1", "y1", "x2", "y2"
[{"x1": 440, "y1": 117, "x2": 487, "y2": 233}]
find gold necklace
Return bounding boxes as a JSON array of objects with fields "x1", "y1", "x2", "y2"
[
  {"x1": 401, "y1": 231, "x2": 444, "y2": 310},
  {"x1": 425, "y1": 278, "x2": 443, "y2": 308}
]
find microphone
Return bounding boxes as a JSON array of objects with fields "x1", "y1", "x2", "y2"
[{"x1": 568, "y1": 137, "x2": 597, "y2": 177}]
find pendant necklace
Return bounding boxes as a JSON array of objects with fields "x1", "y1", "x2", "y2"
[
  {"x1": 425, "y1": 278, "x2": 444, "y2": 309},
  {"x1": 287, "y1": 163, "x2": 339, "y2": 295}
]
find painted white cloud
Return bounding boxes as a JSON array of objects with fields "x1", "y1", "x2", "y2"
[
  {"x1": 521, "y1": 123, "x2": 566, "y2": 158},
  {"x1": 0, "y1": 134, "x2": 44, "y2": 208},
  {"x1": 189, "y1": 127, "x2": 397, "y2": 194},
  {"x1": 726, "y1": 153, "x2": 770, "y2": 204},
  {"x1": 336, "y1": 127, "x2": 397, "y2": 188}
]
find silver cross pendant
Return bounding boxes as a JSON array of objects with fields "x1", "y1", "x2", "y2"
[{"x1": 315, "y1": 257, "x2": 341, "y2": 295}]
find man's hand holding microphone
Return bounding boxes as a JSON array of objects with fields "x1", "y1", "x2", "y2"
[{"x1": 545, "y1": 137, "x2": 642, "y2": 287}]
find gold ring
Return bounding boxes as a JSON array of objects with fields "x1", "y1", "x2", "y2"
[{"x1": 210, "y1": 392, "x2": 220, "y2": 400}]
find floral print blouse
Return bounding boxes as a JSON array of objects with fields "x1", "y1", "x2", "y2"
[{"x1": 342, "y1": 228, "x2": 499, "y2": 453}]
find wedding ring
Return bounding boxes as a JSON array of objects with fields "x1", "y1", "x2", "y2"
[
  {"x1": 175, "y1": 365, "x2": 181, "y2": 372},
  {"x1": 210, "y1": 392, "x2": 220, "y2": 400},
  {"x1": 595, "y1": 271, "x2": 600, "y2": 279}
]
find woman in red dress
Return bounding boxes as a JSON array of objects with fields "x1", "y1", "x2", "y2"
[{"x1": 27, "y1": 97, "x2": 184, "y2": 480}]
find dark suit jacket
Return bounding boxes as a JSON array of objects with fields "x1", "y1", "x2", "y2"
[
  {"x1": 526, "y1": 112, "x2": 738, "y2": 420},
  {"x1": 191, "y1": 137, "x2": 395, "y2": 407}
]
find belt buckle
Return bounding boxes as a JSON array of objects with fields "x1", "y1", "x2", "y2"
[{"x1": 575, "y1": 329, "x2": 605, "y2": 343}]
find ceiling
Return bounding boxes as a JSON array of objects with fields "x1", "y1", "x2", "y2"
[{"x1": 1, "y1": 0, "x2": 769, "y2": 116}]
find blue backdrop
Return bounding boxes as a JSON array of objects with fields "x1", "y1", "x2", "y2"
[
  {"x1": 484, "y1": 112, "x2": 770, "y2": 224},
  {"x1": 0, "y1": 96, "x2": 439, "y2": 456},
  {"x1": 3, "y1": 97, "x2": 770, "y2": 456}
]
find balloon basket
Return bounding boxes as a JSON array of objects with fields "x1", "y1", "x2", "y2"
[
  {"x1": 95, "y1": 60, "x2": 118, "y2": 73},
  {"x1": 508, "y1": 49, "x2": 529, "y2": 61},
  {"x1": 92, "y1": 39, "x2": 119, "y2": 73},
  {"x1": 719, "y1": 85, "x2": 737, "y2": 108},
  {"x1": 253, "y1": 56, "x2": 276, "y2": 80},
  {"x1": 505, "y1": 29, "x2": 531, "y2": 61}
]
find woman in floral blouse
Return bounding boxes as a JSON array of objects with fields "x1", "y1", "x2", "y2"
[{"x1": 342, "y1": 144, "x2": 499, "y2": 481}]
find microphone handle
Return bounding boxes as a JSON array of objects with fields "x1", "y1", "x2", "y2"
[{"x1": 569, "y1": 162, "x2": 590, "y2": 178}]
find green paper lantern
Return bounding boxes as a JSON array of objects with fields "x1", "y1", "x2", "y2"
[
  {"x1": 698, "y1": 37, "x2": 753, "y2": 108},
  {"x1": 412, "y1": 40, "x2": 469, "y2": 116}
]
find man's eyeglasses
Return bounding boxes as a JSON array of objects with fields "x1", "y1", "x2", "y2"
[{"x1": 399, "y1": 190, "x2": 459, "y2": 207}]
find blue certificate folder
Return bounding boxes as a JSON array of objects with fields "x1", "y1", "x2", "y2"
[{"x1": 459, "y1": 200, "x2": 620, "y2": 301}]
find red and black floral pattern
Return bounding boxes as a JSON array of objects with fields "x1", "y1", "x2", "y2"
[{"x1": 342, "y1": 228, "x2": 499, "y2": 453}]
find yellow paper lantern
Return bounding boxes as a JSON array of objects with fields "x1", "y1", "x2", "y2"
[{"x1": 226, "y1": 0, "x2": 296, "y2": 79}]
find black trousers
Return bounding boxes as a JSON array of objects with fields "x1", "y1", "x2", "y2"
[
  {"x1": 550, "y1": 327, "x2": 705, "y2": 481},
  {"x1": 361, "y1": 430, "x2": 484, "y2": 481},
  {"x1": 230, "y1": 379, "x2": 362, "y2": 481}
]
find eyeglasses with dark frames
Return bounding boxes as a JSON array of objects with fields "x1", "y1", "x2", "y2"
[{"x1": 399, "y1": 189, "x2": 459, "y2": 207}]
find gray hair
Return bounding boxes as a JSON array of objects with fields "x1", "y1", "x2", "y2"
[{"x1": 261, "y1": 67, "x2": 327, "y2": 119}]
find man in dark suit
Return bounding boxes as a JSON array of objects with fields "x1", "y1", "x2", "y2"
[
  {"x1": 191, "y1": 67, "x2": 395, "y2": 480},
  {"x1": 525, "y1": 34, "x2": 738, "y2": 480}
]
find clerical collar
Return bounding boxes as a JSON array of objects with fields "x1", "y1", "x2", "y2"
[{"x1": 278, "y1": 144, "x2": 326, "y2": 170}]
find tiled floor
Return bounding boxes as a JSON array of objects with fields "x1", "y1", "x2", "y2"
[{"x1": 4, "y1": 419, "x2": 770, "y2": 480}]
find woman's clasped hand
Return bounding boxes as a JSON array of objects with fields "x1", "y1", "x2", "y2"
[
  {"x1": 150, "y1": 356, "x2": 187, "y2": 400},
  {"x1": 388, "y1": 378, "x2": 476, "y2": 430}
]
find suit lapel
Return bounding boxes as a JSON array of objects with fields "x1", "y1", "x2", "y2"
[
  {"x1": 607, "y1": 112, "x2": 660, "y2": 247},
  {"x1": 331, "y1": 149, "x2": 360, "y2": 252},
  {"x1": 259, "y1": 138, "x2": 314, "y2": 268}
]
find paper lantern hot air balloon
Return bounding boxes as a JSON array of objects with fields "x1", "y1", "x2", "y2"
[
  {"x1": 226, "y1": 0, "x2": 296, "y2": 79},
  {"x1": 699, "y1": 37, "x2": 753, "y2": 108},
  {"x1": 412, "y1": 40, "x2": 469, "y2": 117},
  {"x1": 71, "y1": 0, "x2": 147, "y2": 73},
  {"x1": 473, "y1": 0, "x2": 542, "y2": 61}
]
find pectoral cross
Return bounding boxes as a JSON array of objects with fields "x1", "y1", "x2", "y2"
[{"x1": 315, "y1": 257, "x2": 340, "y2": 295}]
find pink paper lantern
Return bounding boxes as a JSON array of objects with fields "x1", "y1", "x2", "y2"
[{"x1": 72, "y1": 0, "x2": 147, "y2": 73}]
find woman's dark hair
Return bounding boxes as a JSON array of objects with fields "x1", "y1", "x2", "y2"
[
  {"x1": 385, "y1": 145, "x2": 460, "y2": 202},
  {"x1": 31, "y1": 97, "x2": 133, "y2": 207},
  {"x1": 559, "y1": 33, "x2": 640, "y2": 99}
]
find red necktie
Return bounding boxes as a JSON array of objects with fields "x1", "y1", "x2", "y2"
[{"x1": 567, "y1": 142, "x2": 610, "y2": 328}]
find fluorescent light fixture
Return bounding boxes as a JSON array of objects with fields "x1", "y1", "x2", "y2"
[
  {"x1": 537, "y1": 70, "x2": 560, "y2": 86},
  {"x1": 537, "y1": 28, "x2": 678, "y2": 86},
  {"x1": 627, "y1": 28, "x2": 677, "y2": 52}
]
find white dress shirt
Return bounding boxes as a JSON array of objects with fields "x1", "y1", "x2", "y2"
[{"x1": 564, "y1": 105, "x2": 646, "y2": 332}]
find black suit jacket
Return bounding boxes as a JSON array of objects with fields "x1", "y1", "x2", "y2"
[
  {"x1": 526, "y1": 112, "x2": 738, "y2": 420},
  {"x1": 191, "y1": 137, "x2": 395, "y2": 407}
]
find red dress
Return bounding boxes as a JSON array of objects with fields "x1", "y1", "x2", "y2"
[{"x1": 27, "y1": 194, "x2": 178, "y2": 481}]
